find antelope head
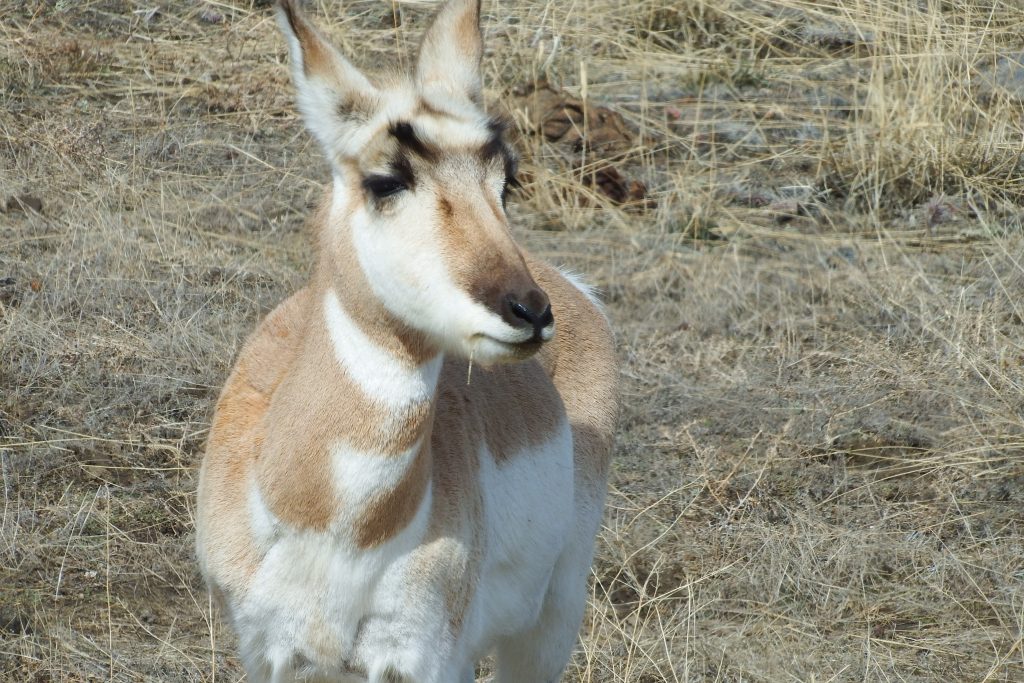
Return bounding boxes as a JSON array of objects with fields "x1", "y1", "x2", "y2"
[{"x1": 276, "y1": 0, "x2": 553, "y2": 364}]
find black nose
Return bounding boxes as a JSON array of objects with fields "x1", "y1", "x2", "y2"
[{"x1": 505, "y1": 290, "x2": 554, "y2": 341}]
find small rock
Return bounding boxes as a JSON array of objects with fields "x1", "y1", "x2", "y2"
[
  {"x1": 5, "y1": 195, "x2": 43, "y2": 214},
  {"x1": 768, "y1": 199, "x2": 802, "y2": 223},
  {"x1": 200, "y1": 10, "x2": 224, "y2": 24},
  {"x1": 0, "y1": 609, "x2": 32, "y2": 635}
]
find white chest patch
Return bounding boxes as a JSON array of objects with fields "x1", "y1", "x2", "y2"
[
  {"x1": 462, "y1": 419, "x2": 576, "y2": 648},
  {"x1": 330, "y1": 439, "x2": 423, "y2": 516},
  {"x1": 237, "y1": 475, "x2": 433, "y2": 679}
]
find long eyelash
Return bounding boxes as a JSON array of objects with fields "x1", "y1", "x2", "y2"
[
  {"x1": 362, "y1": 175, "x2": 407, "y2": 198},
  {"x1": 390, "y1": 153, "x2": 415, "y2": 188},
  {"x1": 503, "y1": 154, "x2": 519, "y2": 184}
]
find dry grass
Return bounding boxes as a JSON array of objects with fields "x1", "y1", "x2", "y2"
[{"x1": 2, "y1": 0, "x2": 1023, "y2": 681}]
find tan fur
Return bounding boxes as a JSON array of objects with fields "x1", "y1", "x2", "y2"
[
  {"x1": 411, "y1": 389, "x2": 484, "y2": 633},
  {"x1": 197, "y1": 0, "x2": 619, "y2": 667},
  {"x1": 529, "y1": 258, "x2": 619, "y2": 484},
  {"x1": 354, "y1": 436, "x2": 433, "y2": 548},
  {"x1": 197, "y1": 289, "x2": 308, "y2": 592},
  {"x1": 453, "y1": 3, "x2": 482, "y2": 59},
  {"x1": 253, "y1": 315, "x2": 433, "y2": 533},
  {"x1": 257, "y1": 208, "x2": 439, "y2": 536},
  {"x1": 199, "y1": 239, "x2": 615, "y2": 595},
  {"x1": 434, "y1": 189, "x2": 539, "y2": 318}
]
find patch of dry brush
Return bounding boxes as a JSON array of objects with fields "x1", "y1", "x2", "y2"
[{"x1": 1, "y1": 1, "x2": 1022, "y2": 680}]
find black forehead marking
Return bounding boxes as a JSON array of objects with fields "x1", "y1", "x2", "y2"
[
  {"x1": 388, "y1": 121, "x2": 437, "y2": 162},
  {"x1": 387, "y1": 116, "x2": 515, "y2": 177}
]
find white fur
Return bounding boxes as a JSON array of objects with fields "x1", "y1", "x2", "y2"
[
  {"x1": 296, "y1": 85, "x2": 490, "y2": 163},
  {"x1": 236, "y1": 474, "x2": 435, "y2": 681},
  {"x1": 420, "y1": 88, "x2": 488, "y2": 127},
  {"x1": 323, "y1": 289, "x2": 442, "y2": 407},
  {"x1": 233, "y1": 421, "x2": 590, "y2": 682},
  {"x1": 347, "y1": 208, "x2": 536, "y2": 364},
  {"x1": 351, "y1": 429, "x2": 584, "y2": 682},
  {"x1": 247, "y1": 474, "x2": 280, "y2": 551},
  {"x1": 331, "y1": 439, "x2": 422, "y2": 508},
  {"x1": 275, "y1": 5, "x2": 378, "y2": 164},
  {"x1": 414, "y1": 109, "x2": 492, "y2": 149},
  {"x1": 556, "y1": 266, "x2": 607, "y2": 318},
  {"x1": 333, "y1": 89, "x2": 419, "y2": 159},
  {"x1": 469, "y1": 426, "x2": 575, "y2": 636},
  {"x1": 332, "y1": 175, "x2": 350, "y2": 214},
  {"x1": 201, "y1": 3, "x2": 613, "y2": 681}
]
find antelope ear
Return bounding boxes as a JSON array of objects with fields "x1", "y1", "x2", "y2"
[
  {"x1": 276, "y1": 0, "x2": 377, "y2": 158},
  {"x1": 415, "y1": 0, "x2": 483, "y2": 105}
]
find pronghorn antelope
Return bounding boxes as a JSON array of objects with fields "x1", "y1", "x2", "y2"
[{"x1": 195, "y1": 0, "x2": 618, "y2": 680}]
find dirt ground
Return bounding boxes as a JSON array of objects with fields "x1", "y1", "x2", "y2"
[{"x1": 2, "y1": 1, "x2": 1023, "y2": 681}]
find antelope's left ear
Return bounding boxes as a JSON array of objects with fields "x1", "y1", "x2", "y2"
[{"x1": 416, "y1": 0, "x2": 483, "y2": 105}]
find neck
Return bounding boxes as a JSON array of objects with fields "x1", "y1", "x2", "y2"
[
  {"x1": 254, "y1": 199, "x2": 442, "y2": 539},
  {"x1": 310, "y1": 200, "x2": 445, "y2": 441},
  {"x1": 319, "y1": 270, "x2": 437, "y2": 380},
  {"x1": 317, "y1": 178, "x2": 439, "y2": 374}
]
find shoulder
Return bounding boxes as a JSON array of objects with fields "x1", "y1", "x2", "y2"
[
  {"x1": 525, "y1": 255, "x2": 615, "y2": 363},
  {"x1": 218, "y1": 288, "x2": 312, "y2": 406},
  {"x1": 523, "y1": 253, "x2": 620, "y2": 473}
]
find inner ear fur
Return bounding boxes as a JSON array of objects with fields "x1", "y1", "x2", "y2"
[
  {"x1": 416, "y1": 0, "x2": 484, "y2": 105},
  {"x1": 276, "y1": 0, "x2": 378, "y2": 155}
]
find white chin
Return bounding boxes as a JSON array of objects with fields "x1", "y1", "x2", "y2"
[{"x1": 461, "y1": 334, "x2": 542, "y2": 365}]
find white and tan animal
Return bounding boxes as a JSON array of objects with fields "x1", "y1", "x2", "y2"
[{"x1": 195, "y1": 1, "x2": 618, "y2": 680}]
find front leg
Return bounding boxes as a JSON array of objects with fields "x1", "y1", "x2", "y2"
[{"x1": 494, "y1": 544, "x2": 593, "y2": 683}]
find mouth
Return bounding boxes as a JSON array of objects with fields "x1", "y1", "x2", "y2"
[
  {"x1": 468, "y1": 333, "x2": 546, "y2": 362},
  {"x1": 485, "y1": 335, "x2": 543, "y2": 350},
  {"x1": 501, "y1": 337, "x2": 544, "y2": 352}
]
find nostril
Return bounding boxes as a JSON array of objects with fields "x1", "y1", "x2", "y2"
[
  {"x1": 503, "y1": 290, "x2": 553, "y2": 340},
  {"x1": 537, "y1": 304, "x2": 553, "y2": 329},
  {"x1": 509, "y1": 298, "x2": 536, "y2": 325}
]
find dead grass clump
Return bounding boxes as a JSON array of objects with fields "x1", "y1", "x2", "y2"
[
  {"x1": 820, "y1": 2, "x2": 1024, "y2": 214},
  {"x1": 637, "y1": 1, "x2": 751, "y2": 53}
]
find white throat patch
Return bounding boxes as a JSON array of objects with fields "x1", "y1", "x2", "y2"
[{"x1": 323, "y1": 289, "x2": 442, "y2": 408}]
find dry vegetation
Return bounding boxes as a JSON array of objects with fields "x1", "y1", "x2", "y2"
[{"x1": 2, "y1": 0, "x2": 1024, "y2": 680}]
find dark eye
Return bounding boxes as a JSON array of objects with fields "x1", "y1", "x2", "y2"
[{"x1": 363, "y1": 175, "x2": 408, "y2": 200}]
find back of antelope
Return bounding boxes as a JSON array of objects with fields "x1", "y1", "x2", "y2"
[{"x1": 195, "y1": 1, "x2": 618, "y2": 680}]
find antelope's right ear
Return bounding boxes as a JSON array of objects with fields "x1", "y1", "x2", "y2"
[{"x1": 276, "y1": 0, "x2": 377, "y2": 159}]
